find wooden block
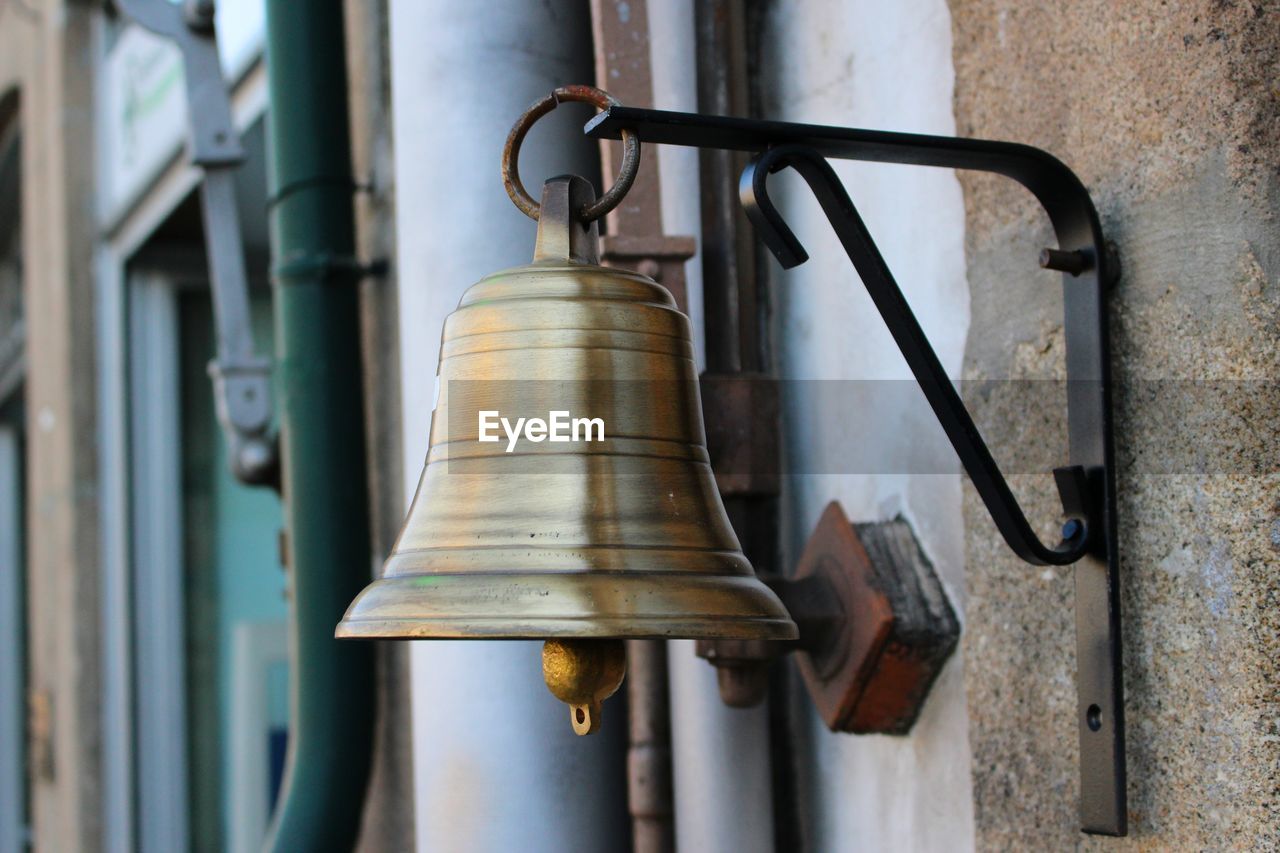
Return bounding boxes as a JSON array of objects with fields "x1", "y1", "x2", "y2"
[{"x1": 785, "y1": 502, "x2": 959, "y2": 735}]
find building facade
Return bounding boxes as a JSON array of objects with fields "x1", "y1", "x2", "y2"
[{"x1": 0, "y1": 0, "x2": 1276, "y2": 851}]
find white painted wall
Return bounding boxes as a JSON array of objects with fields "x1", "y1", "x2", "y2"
[
  {"x1": 389, "y1": 2, "x2": 628, "y2": 850},
  {"x1": 759, "y1": 1, "x2": 977, "y2": 850},
  {"x1": 648, "y1": 3, "x2": 776, "y2": 852}
]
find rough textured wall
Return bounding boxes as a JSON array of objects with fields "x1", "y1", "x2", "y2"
[{"x1": 949, "y1": 0, "x2": 1279, "y2": 847}]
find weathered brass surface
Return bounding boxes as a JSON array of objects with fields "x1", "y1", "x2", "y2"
[
  {"x1": 542, "y1": 639, "x2": 627, "y2": 735},
  {"x1": 337, "y1": 175, "x2": 797, "y2": 729}
]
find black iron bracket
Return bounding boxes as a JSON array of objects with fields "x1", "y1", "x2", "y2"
[{"x1": 587, "y1": 106, "x2": 1125, "y2": 836}]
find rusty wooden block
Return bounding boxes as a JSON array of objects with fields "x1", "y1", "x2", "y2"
[{"x1": 781, "y1": 502, "x2": 959, "y2": 735}]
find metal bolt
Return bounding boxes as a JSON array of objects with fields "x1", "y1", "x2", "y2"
[
  {"x1": 1062, "y1": 518, "x2": 1084, "y2": 542},
  {"x1": 1039, "y1": 247, "x2": 1089, "y2": 276}
]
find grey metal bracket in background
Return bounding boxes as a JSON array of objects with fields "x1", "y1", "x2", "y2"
[{"x1": 114, "y1": 0, "x2": 278, "y2": 487}]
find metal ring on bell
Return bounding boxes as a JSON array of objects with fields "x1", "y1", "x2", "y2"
[{"x1": 502, "y1": 84, "x2": 640, "y2": 222}]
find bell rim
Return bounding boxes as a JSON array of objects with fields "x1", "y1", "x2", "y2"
[
  {"x1": 335, "y1": 615, "x2": 798, "y2": 642},
  {"x1": 334, "y1": 571, "x2": 799, "y2": 642}
]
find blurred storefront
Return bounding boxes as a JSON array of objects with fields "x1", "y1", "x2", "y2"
[{"x1": 0, "y1": 2, "x2": 298, "y2": 850}]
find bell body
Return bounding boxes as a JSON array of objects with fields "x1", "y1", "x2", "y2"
[
  {"x1": 337, "y1": 177, "x2": 796, "y2": 644},
  {"x1": 338, "y1": 262, "x2": 793, "y2": 640}
]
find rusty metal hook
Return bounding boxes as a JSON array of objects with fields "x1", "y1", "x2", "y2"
[{"x1": 502, "y1": 85, "x2": 640, "y2": 223}]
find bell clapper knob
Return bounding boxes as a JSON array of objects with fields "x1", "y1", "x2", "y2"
[{"x1": 541, "y1": 639, "x2": 627, "y2": 736}]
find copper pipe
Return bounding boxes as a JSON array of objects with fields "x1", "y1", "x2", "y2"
[
  {"x1": 588, "y1": 3, "x2": 683, "y2": 849},
  {"x1": 626, "y1": 640, "x2": 675, "y2": 853}
]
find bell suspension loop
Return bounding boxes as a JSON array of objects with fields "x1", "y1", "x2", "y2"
[
  {"x1": 503, "y1": 85, "x2": 643, "y2": 268},
  {"x1": 533, "y1": 176, "x2": 602, "y2": 265}
]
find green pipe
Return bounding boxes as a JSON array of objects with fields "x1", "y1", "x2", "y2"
[{"x1": 261, "y1": 2, "x2": 375, "y2": 850}]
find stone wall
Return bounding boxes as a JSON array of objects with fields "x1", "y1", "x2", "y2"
[{"x1": 950, "y1": 1, "x2": 1279, "y2": 846}]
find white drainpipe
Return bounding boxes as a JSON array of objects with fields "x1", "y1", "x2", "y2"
[
  {"x1": 649, "y1": 3, "x2": 777, "y2": 851},
  {"x1": 389, "y1": 2, "x2": 628, "y2": 850}
]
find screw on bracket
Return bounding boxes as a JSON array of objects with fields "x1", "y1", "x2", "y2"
[
  {"x1": 1040, "y1": 243, "x2": 1122, "y2": 289},
  {"x1": 1039, "y1": 247, "x2": 1089, "y2": 275}
]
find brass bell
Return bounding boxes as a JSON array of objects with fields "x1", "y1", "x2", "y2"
[{"x1": 337, "y1": 172, "x2": 797, "y2": 733}]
